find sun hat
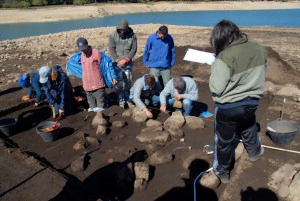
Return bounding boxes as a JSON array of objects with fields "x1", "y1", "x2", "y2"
[{"x1": 39, "y1": 66, "x2": 51, "y2": 84}]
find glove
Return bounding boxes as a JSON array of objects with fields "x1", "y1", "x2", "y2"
[
  {"x1": 173, "y1": 100, "x2": 182, "y2": 109},
  {"x1": 22, "y1": 95, "x2": 30, "y2": 101}
]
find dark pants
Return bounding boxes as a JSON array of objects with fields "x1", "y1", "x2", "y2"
[
  {"x1": 86, "y1": 88, "x2": 105, "y2": 109},
  {"x1": 213, "y1": 105, "x2": 262, "y2": 178}
]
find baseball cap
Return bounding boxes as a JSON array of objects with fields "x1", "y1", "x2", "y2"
[
  {"x1": 76, "y1": 37, "x2": 88, "y2": 51},
  {"x1": 39, "y1": 66, "x2": 51, "y2": 84}
]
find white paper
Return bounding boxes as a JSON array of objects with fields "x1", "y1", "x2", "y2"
[{"x1": 183, "y1": 48, "x2": 215, "y2": 65}]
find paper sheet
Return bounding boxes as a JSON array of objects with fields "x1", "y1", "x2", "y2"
[{"x1": 183, "y1": 48, "x2": 215, "y2": 65}]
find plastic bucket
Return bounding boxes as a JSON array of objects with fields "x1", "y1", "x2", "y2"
[
  {"x1": 0, "y1": 118, "x2": 18, "y2": 137},
  {"x1": 267, "y1": 119, "x2": 299, "y2": 146},
  {"x1": 36, "y1": 121, "x2": 60, "y2": 142}
]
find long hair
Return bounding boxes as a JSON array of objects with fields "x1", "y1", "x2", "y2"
[
  {"x1": 51, "y1": 67, "x2": 58, "y2": 81},
  {"x1": 210, "y1": 20, "x2": 245, "y2": 56}
]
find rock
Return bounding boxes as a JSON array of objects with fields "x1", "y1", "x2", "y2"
[
  {"x1": 136, "y1": 131, "x2": 170, "y2": 144},
  {"x1": 74, "y1": 131, "x2": 86, "y2": 139},
  {"x1": 200, "y1": 170, "x2": 220, "y2": 189},
  {"x1": 265, "y1": 81, "x2": 275, "y2": 92},
  {"x1": 144, "y1": 144, "x2": 158, "y2": 155},
  {"x1": 107, "y1": 158, "x2": 114, "y2": 164},
  {"x1": 73, "y1": 139, "x2": 89, "y2": 150},
  {"x1": 165, "y1": 127, "x2": 184, "y2": 138},
  {"x1": 141, "y1": 126, "x2": 163, "y2": 133},
  {"x1": 185, "y1": 116, "x2": 205, "y2": 129},
  {"x1": 107, "y1": 112, "x2": 117, "y2": 117},
  {"x1": 134, "y1": 179, "x2": 148, "y2": 192},
  {"x1": 268, "y1": 179, "x2": 281, "y2": 190},
  {"x1": 294, "y1": 163, "x2": 300, "y2": 170},
  {"x1": 271, "y1": 163, "x2": 296, "y2": 182},
  {"x1": 289, "y1": 171, "x2": 300, "y2": 201},
  {"x1": 85, "y1": 137, "x2": 100, "y2": 146},
  {"x1": 132, "y1": 107, "x2": 148, "y2": 122},
  {"x1": 235, "y1": 143, "x2": 244, "y2": 161},
  {"x1": 70, "y1": 155, "x2": 86, "y2": 172},
  {"x1": 112, "y1": 120, "x2": 127, "y2": 128},
  {"x1": 91, "y1": 112, "x2": 107, "y2": 128},
  {"x1": 148, "y1": 150, "x2": 173, "y2": 165},
  {"x1": 96, "y1": 125, "x2": 106, "y2": 136},
  {"x1": 134, "y1": 162, "x2": 150, "y2": 180},
  {"x1": 181, "y1": 149, "x2": 203, "y2": 170},
  {"x1": 164, "y1": 111, "x2": 185, "y2": 129},
  {"x1": 146, "y1": 119, "x2": 162, "y2": 127},
  {"x1": 276, "y1": 84, "x2": 300, "y2": 97},
  {"x1": 278, "y1": 177, "x2": 290, "y2": 198},
  {"x1": 122, "y1": 108, "x2": 133, "y2": 117}
]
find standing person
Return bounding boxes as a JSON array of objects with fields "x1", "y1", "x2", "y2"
[
  {"x1": 18, "y1": 72, "x2": 43, "y2": 107},
  {"x1": 143, "y1": 25, "x2": 176, "y2": 88},
  {"x1": 200, "y1": 20, "x2": 267, "y2": 188},
  {"x1": 39, "y1": 65, "x2": 76, "y2": 118},
  {"x1": 77, "y1": 37, "x2": 112, "y2": 112},
  {"x1": 109, "y1": 19, "x2": 137, "y2": 108},
  {"x1": 160, "y1": 75, "x2": 198, "y2": 117},
  {"x1": 129, "y1": 74, "x2": 162, "y2": 118}
]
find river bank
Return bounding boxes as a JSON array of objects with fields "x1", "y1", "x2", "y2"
[{"x1": 0, "y1": 1, "x2": 300, "y2": 24}]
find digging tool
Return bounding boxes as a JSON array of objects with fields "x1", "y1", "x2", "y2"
[
  {"x1": 279, "y1": 97, "x2": 286, "y2": 120},
  {"x1": 52, "y1": 105, "x2": 56, "y2": 119}
]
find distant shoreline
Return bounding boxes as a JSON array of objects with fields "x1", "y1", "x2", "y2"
[{"x1": 0, "y1": 1, "x2": 300, "y2": 24}]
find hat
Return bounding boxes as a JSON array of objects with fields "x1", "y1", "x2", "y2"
[
  {"x1": 39, "y1": 66, "x2": 51, "y2": 84},
  {"x1": 17, "y1": 73, "x2": 29, "y2": 88},
  {"x1": 117, "y1": 19, "x2": 129, "y2": 31},
  {"x1": 76, "y1": 37, "x2": 88, "y2": 51}
]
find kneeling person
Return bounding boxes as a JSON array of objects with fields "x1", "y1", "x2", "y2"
[
  {"x1": 129, "y1": 74, "x2": 162, "y2": 118},
  {"x1": 160, "y1": 75, "x2": 198, "y2": 116}
]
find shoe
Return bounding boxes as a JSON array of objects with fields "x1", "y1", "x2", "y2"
[
  {"x1": 249, "y1": 147, "x2": 264, "y2": 162},
  {"x1": 218, "y1": 173, "x2": 230, "y2": 184},
  {"x1": 119, "y1": 102, "x2": 125, "y2": 109},
  {"x1": 200, "y1": 170, "x2": 221, "y2": 189},
  {"x1": 88, "y1": 108, "x2": 94, "y2": 112},
  {"x1": 93, "y1": 107, "x2": 104, "y2": 112}
]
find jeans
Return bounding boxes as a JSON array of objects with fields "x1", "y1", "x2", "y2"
[
  {"x1": 150, "y1": 68, "x2": 171, "y2": 88},
  {"x1": 86, "y1": 88, "x2": 105, "y2": 109},
  {"x1": 213, "y1": 105, "x2": 262, "y2": 178},
  {"x1": 114, "y1": 65, "x2": 132, "y2": 105},
  {"x1": 166, "y1": 96, "x2": 194, "y2": 116}
]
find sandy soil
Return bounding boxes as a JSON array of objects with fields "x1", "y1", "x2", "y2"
[{"x1": 0, "y1": 1, "x2": 300, "y2": 24}]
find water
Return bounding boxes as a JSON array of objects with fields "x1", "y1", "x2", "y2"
[{"x1": 0, "y1": 9, "x2": 300, "y2": 41}]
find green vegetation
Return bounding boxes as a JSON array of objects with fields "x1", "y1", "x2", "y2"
[{"x1": 0, "y1": 0, "x2": 291, "y2": 8}]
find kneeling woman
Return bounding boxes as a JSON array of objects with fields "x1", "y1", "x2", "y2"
[{"x1": 39, "y1": 65, "x2": 76, "y2": 118}]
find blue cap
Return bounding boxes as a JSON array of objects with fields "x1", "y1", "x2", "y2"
[
  {"x1": 39, "y1": 66, "x2": 51, "y2": 83},
  {"x1": 17, "y1": 73, "x2": 29, "y2": 88}
]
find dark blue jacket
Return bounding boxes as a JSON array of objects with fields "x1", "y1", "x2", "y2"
[
  {"x1": 143, "y1": 32, "x2": 176, "y2": 69},
  {"x1": 28, "y1": 72, "x2": 42, "y2": 103},
  {"x1": 42, "y1": 65, "x2": 75, "y2": 115}
]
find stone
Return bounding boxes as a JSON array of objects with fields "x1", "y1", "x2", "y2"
[
  {"x1": 144, "y1": 144, "x2": 158, "y2": 155},
  {"x1": 278, "y1": 177, "x2": 290, "y2": 198},
  {"x1": 134, "y1": 162, "x2": 150, "y2": 180},
  {"x1": 85, "y1": 137, "x2": 100, "y2": 146},
  {"x1": 74, "y1": 131, "x2": 86, "y2": 139},
  {"x1": 185, "y1": 116, "x2": 205, "y2": 129},
  {"x1": 96, "y1": 125, "x2": 106, "y2": 136},
  {"x1": 265, "y1": 81, "x2": 276, "y2": 93},
  {"x1": 73, "y1": 139, "x2": 89, "y2": 150},
  {"x1": 271, "y1": 163, "x2": 296, "y2": 182},
  {"x1": 200, "y1": 170, "x2": 220, "y2": 189},
  {"x1": 165, "y1": 127, "x2": 184, "y2": 138},
  {"x1": 294, "y1": 163, "x2": 300, "y2": 171},
  {"x1": 112, "y1": 120, "x2": 127, "y2": 128},
  {"x1": 164, "y1": 111, "x2": 185, "y2": 129},
  {"x1": 132, "y1": 107, "x2": 148, "y2": 122},
  {"x1": 235, "y1": 143, "x2": 244, "y2": 161},
  {"x1": 70, "y1": 155, "x2": 86, "y2": 172},
  {"x1": 91, "y1": 112, "x2": 108, "y2": 128},
  {"x1": 148, "y1": 150, "x2": 173, "y2": 165},
  {"x1": 289, "y1": 171, "x2": 300, "y2": 201},
  {"x1": 136, "y1": 131, "x2": 170, "y2": 144},
  {"x1": 134, "y1": 179, "x2": 148, "y2": 192},
  {"x1": 268, "y1": 179, "x2": 281, "y2": 190},
  {"x1": 122, "y1": 108, "x2": 133, "y2": 117},
  {"x1": 141, "y1": 126, "x2": 163, "y2": 133},
  {"x1": 146, "y1": 119, "x2": 162, "y2": 127}
]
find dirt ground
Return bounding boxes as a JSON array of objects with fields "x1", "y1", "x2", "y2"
[{"x1": 0, "y1": 28, "x2": 300, "y2": 201}]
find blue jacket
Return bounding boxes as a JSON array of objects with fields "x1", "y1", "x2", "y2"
[
  {"x1": 28, "y1": 72, "x2": 42, "y2": 103},
  {"x1": 66, "y1": 50, "x2": 117, "y2": 88},
  {"x1": 42, "y1": 65, "x2": 75, "y2": 114},
  {"x1": 143, "y1": 32, "x2": 176, "y2": 69}
]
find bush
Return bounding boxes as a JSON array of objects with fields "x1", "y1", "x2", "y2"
[
  {"x1": 73, "y1": 0, "x2": 89, "y2": 4},
  {"x1": 32, "y1": 0, "x2": 48, "y2": 6},
  {"x1": 13, "y1": 0, "x2": 30, "y2": 7}
]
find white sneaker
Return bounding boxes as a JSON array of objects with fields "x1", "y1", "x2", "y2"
[
  {"x1": 119, "y1": 102, "x2": 125, "y2": 109},
  {"x1": 88, "y1": 108, "x2": 94, "y2": 112},
  {"x1": 93, "y1": 107, "x2": 104, "y2": 112}
]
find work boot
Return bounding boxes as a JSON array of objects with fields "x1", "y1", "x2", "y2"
[
  {"x1": 249, "y1": 147, "x2": 264, "y2": 162},
  {"x1": 200, "y1": 170, "x2": 221, "y2": 189}
]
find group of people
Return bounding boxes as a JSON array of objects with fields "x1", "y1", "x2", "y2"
[{"x1": 17, "y1": 19, "x2": 267, "y2": 187}]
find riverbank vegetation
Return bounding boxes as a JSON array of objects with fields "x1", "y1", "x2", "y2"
[{"x1": 0, "y1": 0, "x2": 289, "y2": 9}]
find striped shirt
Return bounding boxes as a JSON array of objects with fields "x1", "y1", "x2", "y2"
[{"x1": 81, "y1": 47, "x2": 105, "y2": 91}]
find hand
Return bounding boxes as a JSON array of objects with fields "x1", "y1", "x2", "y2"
[
  {"x1": 59, "y1": 109, "x2": 64, "y2": 115},
  {"x1": 143, "y1": 108, "x2": 153, "y2": 119},
  {"x1": 175, "y1": 94, "x2": 184, "y2": 101},
  {"x1": 160, "y1": 104, "x2": 167, "y2": 112},
  {"x1": 34, "y1": 102, "x2": 39, "y2": 107},
  {"x1": 117, "y1": 59, "x2": 126, "y2": 67},
  {"x1": 22, "y1": 95, "x2": 30, "y2": 101},
  {"x1": 112, "y1": 78, "x2": 117, "y2": 86}
]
